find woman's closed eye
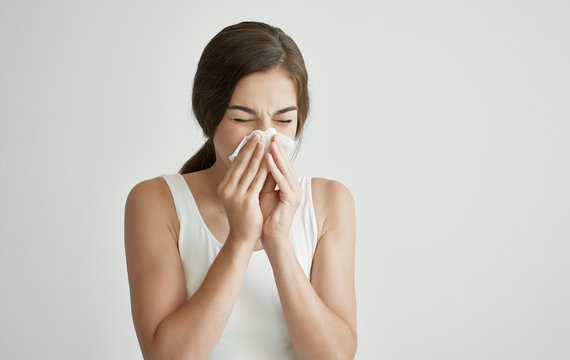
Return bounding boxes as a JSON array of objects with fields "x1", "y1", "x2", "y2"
[{"x1": 233, "y1": 118, "x2": 292, "y2": 123}]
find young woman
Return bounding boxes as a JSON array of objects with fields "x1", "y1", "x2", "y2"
[{"x1": 124, "y1": 21, "x2": 357, "y2": 360}]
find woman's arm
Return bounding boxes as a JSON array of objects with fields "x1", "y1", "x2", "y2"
[
  {"x1": 260, "y1": 136, "x2": 357, "y2": 359},
  {"x1": 125, "y1": 134, "x2": 269, "y2": 359},
  {"x1": 266, "y1": 179, "x2": 357, "y2": 360},
  {"x1": 124, "y1": 179, "x2": 255, "y2": 360}
]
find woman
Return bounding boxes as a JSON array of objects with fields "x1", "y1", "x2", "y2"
[{"x1": 124, "y1": 21, "x2": 357, "y2": 359}]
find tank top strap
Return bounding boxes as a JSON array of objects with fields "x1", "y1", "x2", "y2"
[
  {"x1": 291, "y1": 176, "x2": 319, "y2": 279},
  {"x1": 160, "y1": 173, "x2": 192, "y2": 224}
]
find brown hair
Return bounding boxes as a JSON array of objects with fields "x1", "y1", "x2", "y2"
[{"x1": 179, "y1": 21, "x2": 310, "y2": 174}]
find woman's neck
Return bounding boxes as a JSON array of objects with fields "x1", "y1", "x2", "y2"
[{"x1": 204, "y1": 159, "x2": 228, "y2": 192}]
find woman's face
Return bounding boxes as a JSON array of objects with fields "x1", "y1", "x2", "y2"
[{"x1": 213, "y1": 66, "x2": 299, "y2": 167}]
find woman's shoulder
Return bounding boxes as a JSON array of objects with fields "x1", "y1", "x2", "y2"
[
  {"x1": 125, "y1": 175, "x2": 180, "y2": 240},
  {"x1": 127, "y1": 175, "x2": 173, "y2": 204},
  {"x1": 309, "y1": 177, "x2": 355, "y2": 241},
  {"x1": 310, "y1": 177, "x2": 354, "y2": 205}
]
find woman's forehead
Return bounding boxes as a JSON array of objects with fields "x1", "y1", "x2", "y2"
[{"x1": 232, "y1": 68, "x2": 297, "y2": 98}]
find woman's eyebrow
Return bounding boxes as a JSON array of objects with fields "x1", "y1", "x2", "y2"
[{"x1": 227, "y1": 105, "x2": 298, "y2": 116}]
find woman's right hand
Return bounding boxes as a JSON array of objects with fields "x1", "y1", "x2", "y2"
[{"x1": 217, "y1": 134, "x2": 269, "y2": 247}]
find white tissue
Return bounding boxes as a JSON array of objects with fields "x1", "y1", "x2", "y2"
[{"x1": 228, "y1": 127, "x2": 295, "y2": 162}]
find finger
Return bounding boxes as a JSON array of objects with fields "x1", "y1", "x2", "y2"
[
  {"x1": 226, "y1": 134, "x2": 260, "y2": 188},
  {"x1": 264, "y1": 151, "x2": 290, "y2": 194},
  {"x1": 271, "y1": 135, "x2": 295, "y2": 174},
  {"x1": 248, "y1": 160, "x2": 269, "y2": 195},
  {"x1": 268, "y1": 136, "x2": 295, "y2": 190},
  {"x1": 238, "y1": 139, "x2": 265, "y2": 191}
]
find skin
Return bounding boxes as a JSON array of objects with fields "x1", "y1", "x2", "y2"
[{"x1": 124, "y1": 65, "x2": 357, "y2": 359}]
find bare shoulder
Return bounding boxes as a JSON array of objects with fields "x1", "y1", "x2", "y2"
[
  {"x1": 125, "y1": 176, "x2": 172, "y2": 217},
  {"x1": 311, "y1": 177, "x2": 353, "y2": 200},
  {"x1": 310, "y1": 177, "x2": 355, "y2": 241},
  {"x1": 125, "y1": 176, "x2": 179, "y2": 244},
  {"x1": 127, "y1": 175, "x2": 171, "y2": 199},
  {"x1": 311, "y1": 177, "x2": 355, "y2": 215}
]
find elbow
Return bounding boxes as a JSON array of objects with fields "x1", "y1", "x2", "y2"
[
  {"x1": 314, "y1": 348, "x2": 356, "y2": 360},
  {"x1": 335, "y1": 329, "x2": 358, "y2": 360},
  {"x1": 349, "y1": 329, "x2": 358, "y2": 358},
  {"x1": 333, "y1": 327, "x2": 359, "y2": 360},
  {"x1": 325, "y1": 326, "x2": 357, "y2": 360},
  {"x1": 335, "y1": 345, "x2": 358, "y2": 360},
  {"x1": 336, "y1": 343, "x2": 357, "y2": 360},
  {"x1": 143, "y1": 348, "x2": 193, "y2": 360},
  {"x1": 143, "y1": 339, "x2": 208, "y2": 360},
  {"x1": 140, "y1": 336, "x2": 190, "y2": 360},
  {"x1": 309, "y1": 334, "x2": 357, "y2": 360}
]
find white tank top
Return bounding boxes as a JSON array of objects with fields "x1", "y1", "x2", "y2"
[{"x1": 160, "y1": 173, "x2": 318, "y2": 359}]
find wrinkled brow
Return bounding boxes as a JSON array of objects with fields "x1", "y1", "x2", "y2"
[{"x1": 227, "y1": 105, "x2": 298, "y2": 117}]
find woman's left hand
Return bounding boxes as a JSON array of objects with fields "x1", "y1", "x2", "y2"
[{"x1": 259, "y1": 135, "x2": 302, "y2": 256}]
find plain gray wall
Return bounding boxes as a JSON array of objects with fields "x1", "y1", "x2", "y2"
[{"x1": 1, "y1": 0, "x2": 569, "y2": 359}]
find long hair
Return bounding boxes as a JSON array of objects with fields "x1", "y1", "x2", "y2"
[{"x1": 179, "y1": 21, "x2": 310, "y2": 174}]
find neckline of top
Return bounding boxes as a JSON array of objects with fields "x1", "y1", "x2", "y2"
[{"x1": 176, "y1": 173, "x2": 296, "y2": 254}]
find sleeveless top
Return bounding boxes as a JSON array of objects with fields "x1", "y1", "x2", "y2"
[{"x1": 160, "y1": 173, "x2": 319, "y2": 359}]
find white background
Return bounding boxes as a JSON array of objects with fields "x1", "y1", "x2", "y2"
[{"x1": 1, "y1": 0, "x2": 569, "y2": 359}]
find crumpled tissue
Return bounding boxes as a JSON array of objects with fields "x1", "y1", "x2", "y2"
[{"x1": 228, "y1": 127, "x2": 295, "y2": 162}]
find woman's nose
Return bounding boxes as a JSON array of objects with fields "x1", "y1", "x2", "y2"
[{"x1": 256, "y1": 116, "x2": 272, "y2": 131}]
